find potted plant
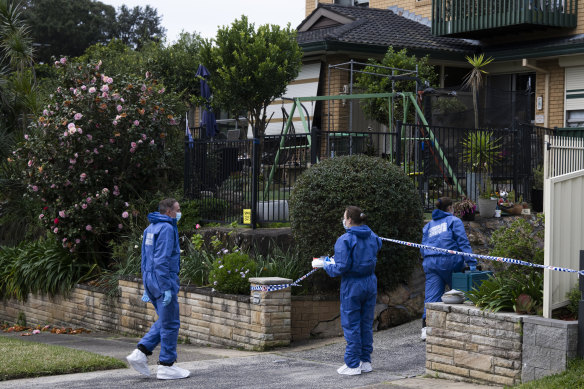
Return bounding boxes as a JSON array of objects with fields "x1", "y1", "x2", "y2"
[
  {"x1": 453, "y1": 197, "x2": 477, "y2": 221},
  {"x1": 531, "y1": 165, "x2": 544, "y2": 213},
  {"x1": 461, "y1": 131, "x2": 502, "y2": 217}
]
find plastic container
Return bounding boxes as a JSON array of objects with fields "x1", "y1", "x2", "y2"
[{"x1": 451, "y1": 270, "x2": 493, "y2": 293}]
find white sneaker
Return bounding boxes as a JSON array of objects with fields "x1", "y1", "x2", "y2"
[
  {"x1": 337, "y1": 364, "x2": 361, "y2": 375},
  {"x1": 126, "y1": 349, "x2": 150, "y2": 376},
  {"x1": 360, "y1": 361, "x2": 372, "y2": 373},
  {"x1": 157, "y1": 365, "x2": 191, "y2": 380},
  {"x1": 421, "y1": 327, "x2": 427, "y2": 341}
]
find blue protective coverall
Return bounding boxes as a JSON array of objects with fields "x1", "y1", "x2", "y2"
[
  {"x1": 139, "y1": 212, "x2": 181, "y2": 364},
  {"x1": 324, "y1": 225, "x2": 382, "y2": 369},
  {"x1": 421, "y1": 209, "x2": 475, "y2": 319}
]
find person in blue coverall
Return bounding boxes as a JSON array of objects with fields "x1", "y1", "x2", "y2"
[
  {"x1": 323, "y1": 206, "x2": 382, "y2": 376},
  {"x1": 126, "y1": 198, "x2": 190, "y2": 380},
  {"x1": 421, "y1": 197, "x2": 475, "y2": 341}
]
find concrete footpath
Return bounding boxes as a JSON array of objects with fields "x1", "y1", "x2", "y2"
[{"x1": 0, "y1": 320, "x2": 501, "y2": 389}]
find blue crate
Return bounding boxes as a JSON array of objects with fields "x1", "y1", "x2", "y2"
[{"x1": 451, "y1": 271, "x2": 493, "y2": 292}]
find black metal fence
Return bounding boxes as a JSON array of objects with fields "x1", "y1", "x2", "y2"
[
  {"x1": 185, "y1": 122, "x2": 553, "y2": 224},
  {"x1": 398, "y1": 122, "x2": 553, "y2": 209}
]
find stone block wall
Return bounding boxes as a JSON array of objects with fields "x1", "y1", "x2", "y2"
[
  {"x1": 425, "y1": 302, "x2": 524, "y2": 386},
  {"x1": 292, "y1": 296, "x2": 341, "y2": 340},
  {"x1": 0, "y1": 277, "x2": 293, "y2": 351},
  {"x1": 522, "y1": 316, "x2": 578, "y2": 382}
]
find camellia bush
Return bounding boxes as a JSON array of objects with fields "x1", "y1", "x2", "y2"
[
  {"x1": 289, "y1": 155, "x2": 424, "y2": 291},
  {"x1": 10, "y1": 58, "x2": 180, "y2": 258}
]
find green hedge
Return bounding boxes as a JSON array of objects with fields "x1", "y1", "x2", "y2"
[{"x1": 289, "y1": 155, "x2": 423, "y2": 291}]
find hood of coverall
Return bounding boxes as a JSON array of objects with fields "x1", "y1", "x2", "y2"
[
  {"x1": 347, "y1": 224, "x2": 374, "y2": 238},
  {"x1": 431, "y1": 209, "x2": 451, "y2": 220},
  {"x1": 147, "y1": 211, "x2": 177, "y2": 226}
]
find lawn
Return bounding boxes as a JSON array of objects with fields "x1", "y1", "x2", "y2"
[
  {"x1": 513, "y1": 358, "x2": 584, "y2": 388},
  {"x1": 0, "y1": 336, "x2": 125, "y2": 381}
]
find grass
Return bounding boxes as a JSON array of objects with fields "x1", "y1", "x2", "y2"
[
  {"x1": 512, "y1": 358, "x2": 584, "y2": 388},
  {"x1": 0, "y1": 336, "x2": 125, "y2": 381}
]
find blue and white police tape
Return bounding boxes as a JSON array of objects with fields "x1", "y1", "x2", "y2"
[
  {"x1": 250, "y1": 268, "x2": 320, "y2": 292},
  {"x1": 380, "y1": 237, "x2": 584, "y2": 276},
  {"x1": 251, "y1": 236, "x2": 583, "y2": 293}
]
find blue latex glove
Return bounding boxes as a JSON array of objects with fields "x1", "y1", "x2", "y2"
[
  {"x1": 141, "y1": 292, "x2": 150, "y2": 303},
  {"x1": 469, "y1": 265, "x2": 477, "y2": 272},
  {"x1": 162, "y1": 290, "x2": 172, "y2": 306}
]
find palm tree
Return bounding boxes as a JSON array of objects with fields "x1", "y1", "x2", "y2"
[
  {"x1": 0, "y1": 0, "x2": 36, "y2": 135},
  {"x1": 462, "y1": 54, "x2": 494, "y2": 129}
]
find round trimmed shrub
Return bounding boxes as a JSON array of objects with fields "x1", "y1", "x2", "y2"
[{"x1": 289, "y1": 154, "x2": 423, "y2": 291}]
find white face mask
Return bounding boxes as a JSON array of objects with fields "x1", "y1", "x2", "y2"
[
  {"x1": 175, "y1": 212, "x2": 182, "y2": 222},
  {"x1": 342, "y1": 217, "x2": 349, "y2": 230}
]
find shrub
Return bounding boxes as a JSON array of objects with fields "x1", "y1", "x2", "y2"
[
  {"x1": 289, "y1": 154, "x2": 424, "y2": 291},
  {"x1": 10, "y1": 58, "x2": 180, "y2": 258},
  {"x1": 566, "y1": 284, "x2": 580, "y2": 320},
  {"x1": 465, "y1": 271, "x2": 543, "y2": 313},
  {"x1": 252, "y1": 242, "x2": 307, "y2": 290},
  {"x1": 209, "y1": 251, "x2": 257, "y2": 294},
  {"x1": 0, "y1": 238, "x2": 96, "y2": 301},
  {"x1": 489, "y1": 216, "x2": 544, "y2": 278}
]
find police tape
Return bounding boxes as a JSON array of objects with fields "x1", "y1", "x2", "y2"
[
  {"x1": 250, "y1": 236, "x2": 583, "y2": 292},
  {"x1": 380, "y1": 237, "x2": 584, "y2": 276},
  {"x1": 249, "y1": 268, "x2": 320, "y2": 292}
]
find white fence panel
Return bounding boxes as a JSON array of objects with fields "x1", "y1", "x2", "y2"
[{"x1": 543, "y1": 135, "x2": 584, "y2": 318}]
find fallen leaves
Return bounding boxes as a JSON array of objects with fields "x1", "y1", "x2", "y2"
[{"x1": 1, "y1": 323, "x2": 91, "y2": 336}]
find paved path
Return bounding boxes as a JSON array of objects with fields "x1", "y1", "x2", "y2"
[{"x1": 0, "y1": 320, "x2": 500, "y2": 389}]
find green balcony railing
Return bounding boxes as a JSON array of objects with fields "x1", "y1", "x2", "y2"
[{"x1": 432, "y1": 0, "x2": 577, "y2": 36}]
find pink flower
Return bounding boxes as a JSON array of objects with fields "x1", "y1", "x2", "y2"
[
  {"x1": 69, "y1": 158, "x2": 76, "y2": 164},
  {"x1": 27, "y1": 160, "x2": 33, "y2": 167},
  {"x1": 43, "y1": 109, "x2": 49, "y2": 116},
  {"x1": 150, "y1": 140, "x2": 155, "y2": 145},
  {"x1": 107, "y1": 77, "x2": 113, "y2": 84},
  {"x1": 131, "y1": 142, "x2": 137, "y2": 148},
  {"x1": 112, "y1": 120, "x2": 118, "y2": 126},
  {"x1": 87, "y1": 134, "x2": 93, "y2": 141},
  {"x1": 145, "y1": 71, "x2": 151, "y2": 78},
  {"x1": 24, "y1": 134, "x2": 29, "y2": 140},
  {"x1": 88, "y1": 87, "x2": 96, "y2": 94},
  {"x1": 116, "y1": 105, "x2": 122, "y2": 112},
  {"x1": 81, "y1": 85, "x2": 87, "y2": 90},
  {"x1": 59, "y1": 210, "x2": 66, "y2": 218},
  {"x1": 80, "y1": 172, "x2": 87, "y2": 181},
  {"x1": 60, "y1": 57, "x2": 67, "y2": 64},
  {"x1": 196, "y1": 224, "x2": 201, "y2": 229},
  {"x1": 74, "y1": 113, "x2": 83, "y2": 120},
  {"x1": 118, "y1": 224, "x2": 123, "y2": 229},
  {"x1": 141, "y1": 133, "x2": 147, "y2": 140},
  {"x1": 39, "y1": 214, "x2": 44, "y2": 220},
  {"x1": 82, "y1": 204, "x2": 87, "y2": 209},
  {"x1": 85, "y1": 225, "x2": 92, "y2": 231},
  {"x1": 100, "y1": 85, "x2": 109, "y2": 92},
  {"x1": 158, "y1": 87, "x2": 165, "y2": 94},
  {"x1": 124, "y1": 202, "x2": 129, "y2": 207},
  {"x1": 53, "y1": 227, "x2": 58, "y2": 233},
  {"x1": 133, "y1": 120, "x2": 140, "y2": 126},
  {"x1": 32, "y1": 185, "x2": 38, "y2": 192},
  {"x1": 32, "y1": 329, "x2": 40, "y2": 335},
  {"x1": 86, "y1": 197, "x2": 92, "y2": 203},
  {"x1": 122, "y1": 211, "x2": 129, "y2": 219},
  {"x1": 63, "y1": 131, "x2": 68, "y2": 137},
  {"x1": 76, "y1": 238, "x2": 81, "y2": 244}
]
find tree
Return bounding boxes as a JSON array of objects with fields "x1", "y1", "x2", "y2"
[
  {"x1": 355, "y1": 47, "x2": 438, "y2": 126},
  {"x1": 114, "y1": 5, "x2": 166, "y2": 49},
  {"x1": 462, "y1": 54, "x2": 494, "y2": 129},
  {"x1": 22, "y1": 0, "x2": 116, "y2": 63},
  {"x1": 200, "y1": 16, "x2": 302, "y2": 138},
  {"x1": 11, "y1": 58, "x2": 180, "y2": 258}
]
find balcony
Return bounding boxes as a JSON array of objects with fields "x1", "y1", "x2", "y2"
[{"x1": 432, "y1": 0, "x2": 577, "y2": 37}]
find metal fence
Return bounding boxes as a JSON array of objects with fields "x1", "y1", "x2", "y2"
[
  {"x1": 185, "y1": 122, "x2": 553, "y2": 224},
  {"x1": 398, "y1": 122, "x2": 553, "y2": 209}
]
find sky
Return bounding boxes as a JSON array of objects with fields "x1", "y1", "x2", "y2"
[{"x1": 99, "y1": 0, "x2": 308, "y2": 43}]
